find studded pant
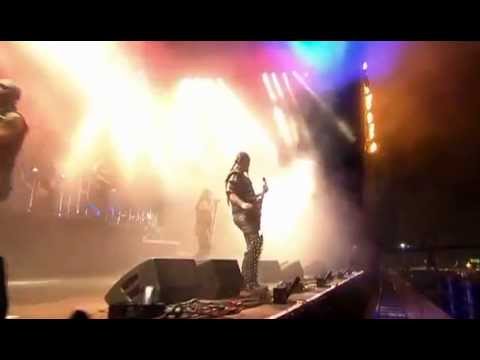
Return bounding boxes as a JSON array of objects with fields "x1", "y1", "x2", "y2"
[{"x1": 233, "y1": 211, "x2": 263, "y2": 289}]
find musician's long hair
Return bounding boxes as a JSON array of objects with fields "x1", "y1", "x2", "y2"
[
  {"x1": 198, "y1": 189, "x2": 211, "y2": 202},
  {"x1": 225, "y1": 152, "x2": 250, "y2": 206},
  {"x1": 195, "y1": 189, "x2": 212, "y2": 211}
]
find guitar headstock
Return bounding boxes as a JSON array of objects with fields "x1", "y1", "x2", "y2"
[{"x1": 262, "y1": 177, "x2": 269, "y2": 194}]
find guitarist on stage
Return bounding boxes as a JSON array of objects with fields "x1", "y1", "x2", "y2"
[{"x1": 225, "y1": 152, "x2": 268, "y2": 292}]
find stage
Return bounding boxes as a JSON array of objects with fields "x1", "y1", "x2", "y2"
[
  {"x1": 226, "y1": 271, "x2": 365, "y2": 319},
  {"x1": 6, "y1": 271, "x2": 367, "y2": 319},
  {"x1": 1, "y1": 211, "x2": 370, "y2": 319}
]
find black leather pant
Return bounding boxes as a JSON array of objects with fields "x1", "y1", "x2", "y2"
[{"x1": 233, "y1": 211, "x2": 263, "y2": 289}]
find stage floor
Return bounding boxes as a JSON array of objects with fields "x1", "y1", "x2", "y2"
[
  {"x1": 6, "y1": 272, "x2": 363, "y2": 319},
  {"x1": 226, "y1": 272, "x2": 363, "y2": 319},
  {"x1": 7, "y1": 277, "x2": 115, "y2": 319}
]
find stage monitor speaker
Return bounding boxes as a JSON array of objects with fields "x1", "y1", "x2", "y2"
[
  {"x1": 196, "y1": 259, "x2": 243, "y2": 299},
  {"x1": 259, "y1": 260, "x2": 282, "y2": 283},
  {"x1": 0, "y1": 257, "x2": 7, "y2": 319},
  {"x1": 281, "y1": 261, "x2": 304, "y2": 281},
  {"x1": 105, "y1": 258, "x2": 199, "y2": 306}
]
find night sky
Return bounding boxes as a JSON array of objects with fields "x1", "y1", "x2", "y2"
[{"x1": 373, "y1": 42, "x2": 480, "y2": 248}]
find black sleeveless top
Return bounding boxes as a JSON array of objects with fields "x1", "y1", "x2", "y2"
[{"x1": 225, "y1": 166, "x2": 256, "y2": 214}]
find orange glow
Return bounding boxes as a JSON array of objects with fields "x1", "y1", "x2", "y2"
[
  {"x1": 367, "y1": 141, "x2": 378, "y2": 154},
  {"x1": 368, "y1": 123, "x2": 375, "y2": 141},
  {"x1": 365, "y1": 93, "x2": 373, "y2": 111},
  {"x1": 17, "y1": 41, "x2": 324, "y2": 261},
  {"x1": 367, "y1": 111, "x2": 374, "y2": 124},
  {"x1": 149, "y1": 78, "x2": 279, "y2": 191}
]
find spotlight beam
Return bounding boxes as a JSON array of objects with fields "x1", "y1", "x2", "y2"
[
  {"x1": 282, "y1": 72, "x2": 298, "y2": 106},
  {"x1": 291, "y1": 71, "x2": 356, "y2": 143},
  {"x1": 262, "y1": 73, "x2": 277, "y2": 103},
  {"x1": 271, "y1": 73, "x2": 285, "y2": 100}
]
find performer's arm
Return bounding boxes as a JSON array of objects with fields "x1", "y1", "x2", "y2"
[
  {"x1": 228, "y1": 193, "x2": 253, "y2": 210},
  {"x1": 0, "y1": 112, "x2": 26, "y2": 145}
]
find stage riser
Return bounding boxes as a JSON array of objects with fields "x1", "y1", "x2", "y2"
[
  {"x1": 0, "y1": 214, "x2": 165, "y2": 279},
  {"x1": 276, "y1": 274, "x2": 370, "y2": 319}
]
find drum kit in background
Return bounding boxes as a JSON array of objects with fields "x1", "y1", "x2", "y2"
[{"x1": 19, "y1": 163, "x2": 160, "y2": 229}]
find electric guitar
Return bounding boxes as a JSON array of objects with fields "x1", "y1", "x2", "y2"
[{"x1": 253, "y1": 177, "x2": 269, "y2": 214}]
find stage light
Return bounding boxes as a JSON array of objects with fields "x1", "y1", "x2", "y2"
[
  {"x1": 19, "y1": 41, "x2": 161, "y2": 177},
  {"x1": 293, "y1": 70, "x2": 356, "y2": 144},
  {"x1": 466, "y1": 262, "x2": 472, "y2": 269},
  {"x1": 337, "y1": 121, "x2": 356, "y2": 143},
  {"x1": 363, "y1": 85, "x2": 370, "y2": 95},
  {"x1": 366, "y1": 112, "x2": 374, "y2": 124},
  {"x1": 362, "y1": 61, "x2": 368, "y2": 71},
  {"x1": 262, "y1": 73, "x2": 277, "y2": 103},
  {"x1": 365, "y1": 93, "x2": 373, "y2": 111},
  {"x1": 289, "y1": 41, "x2": 347, "y2": 73},
  {"x1": 368, "y1": 123, "x2": 375, "y2": 141},
  {"x1": 367, "y1": 142, "x2": 378, "y2": 154},
  {"x1": 271, "y1": 73, "x2": 285, "y2": 100},
  {"x1": 32, "y1": 167, "x2": 39, "y2": 173},
  {"x1": 400, "y1": 243, "x2": 406, "y2": 249},
  {"x1": 18, "y1": 42, "x2": 321, "y2": 264},
  {"x1": 282, "y1": 72, "x2": 296, "y2": 103}
]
